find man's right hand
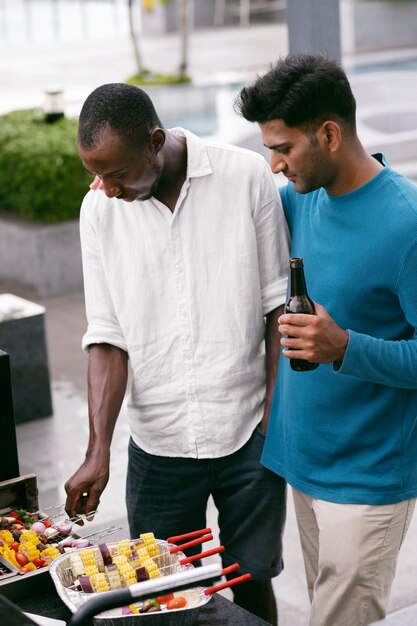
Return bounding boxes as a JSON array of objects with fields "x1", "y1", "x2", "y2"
[{"x1": 64, "y1": 452, "x2": 110, "y2": 525}]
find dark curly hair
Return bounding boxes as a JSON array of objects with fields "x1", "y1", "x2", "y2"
[
  {"x1": 235, "y1": 53, "x2": 357, "y2": 134},
  {"x1": 78, "y1": 83, "x2": 163, "y2": 149}
]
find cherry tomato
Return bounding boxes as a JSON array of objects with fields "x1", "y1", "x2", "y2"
[
  {"x1": 42, "y1": 519, "x2": 52, "y2": 528},
  {"x1": 15, "y1": 552, "x2": 29, "y2": 567},
  {"x1": 166, "y1": 597, "x2": 187, "y2": 610},
  {"x1": 155, "y1": 594, "x2": 174, "y2": 604},
  {"x1": 33, "y1": 558, "x2": 46, "y2": 568},
  {"x1": 10, "y1": 541, "x2": 20, "y2": 552}
]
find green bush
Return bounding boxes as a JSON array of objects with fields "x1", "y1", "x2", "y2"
[
  {"x1": 126, "y1": 69, "x2": 191, "y2": 86},
  {"x1": 0, "y1": 109, "x2": 91, "y2": 222}
]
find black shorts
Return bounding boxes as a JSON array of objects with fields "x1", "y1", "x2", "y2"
[{"x1": 126, "y1": 427, "x2": 286, "y2": 580}]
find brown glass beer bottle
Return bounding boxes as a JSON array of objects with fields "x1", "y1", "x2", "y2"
[{"x1": 285, "y1": 257, "x2": 319, "y2": 372}]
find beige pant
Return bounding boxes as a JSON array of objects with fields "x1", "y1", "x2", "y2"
[{"x1": 292, "y1": 488, "x2": 416, "y2": 626}]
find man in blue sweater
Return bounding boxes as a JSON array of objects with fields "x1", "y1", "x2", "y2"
[{"x1": 235, "y1": 54, "x2": 417, "y2": 626}]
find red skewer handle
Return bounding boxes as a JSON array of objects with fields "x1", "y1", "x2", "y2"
[
  {"x1": 167, "y1": 527, "x2": 211, "y2": 544},
  {"x1": 169, "y1": 533, "x2": 213, "y2": 554},
  {"x1": 179, "y1": 545, "x2": 225, "y2": 565},
  {"x1": 221, "y1": 563, "x2": 240, "y2": 576},
  {"x1": 204, "y1": 573, "x2": 252, "y2": 595}
]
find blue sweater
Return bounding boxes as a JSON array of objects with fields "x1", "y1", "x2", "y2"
[{"x1": 262, "y1": 157, "x2": 417, "y2": 504}]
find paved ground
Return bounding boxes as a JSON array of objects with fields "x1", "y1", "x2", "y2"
[{"x1": 2, "y1": 14, "x2": 417, "y2": 626}]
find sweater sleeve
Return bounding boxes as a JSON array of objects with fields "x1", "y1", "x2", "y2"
[{"x1": 335, "y1": 243, "x2": 417, "y2": 389}]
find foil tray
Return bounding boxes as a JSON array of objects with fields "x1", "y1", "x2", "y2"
[{"x1": 49, "y1": 539, "x2": 212, "y2": 626}]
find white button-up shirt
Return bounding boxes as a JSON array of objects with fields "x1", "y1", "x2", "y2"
[{"x1": 80, "y1": 129, "x2": 290, "y2": 458}]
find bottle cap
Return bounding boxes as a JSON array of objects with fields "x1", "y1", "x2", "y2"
[{"x1": 289, "y1": 257, "x2": 304, "y2": 269}]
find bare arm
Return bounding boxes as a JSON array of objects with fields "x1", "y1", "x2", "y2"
[
  {"x1": 64, "y1": 343, "x2": 128, "y2": 523},
  {"x1": 260, "y1": 304, "x2": 285, "y2": 434}
]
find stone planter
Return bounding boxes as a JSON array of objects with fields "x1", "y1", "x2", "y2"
[
  {"x1": 0, "y1": 212, "x2": 82, "y2": 297},
  {"x1": 341, "y1": 0, "x2": 417, "y2": 54}
]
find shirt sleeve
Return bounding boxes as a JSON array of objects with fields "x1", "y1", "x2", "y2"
[
  {"x1": 253, "y1": 162, "x2": 291, "y2": 316},
  {"x1": 335, "y1": 243, "x2": 417, "y2": 389},
  {"x1": 80, "y1": 193, "x2": 127, "y2": 353}
]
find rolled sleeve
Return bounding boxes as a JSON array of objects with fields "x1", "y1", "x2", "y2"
[
  {"x1": 253, "y1": 165, "x2": 290, "y2": 316},
  {"x1": 80, "y1": 194, "x2": 127, "y2": 353}
]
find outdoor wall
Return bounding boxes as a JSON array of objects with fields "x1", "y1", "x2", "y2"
[{"x1": 341, "y1": 0, "x2": 417, "y2": 54}]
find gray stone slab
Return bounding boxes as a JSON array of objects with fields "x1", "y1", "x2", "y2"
[
  {"x1": 0, "y1": 294, "x2": 53, "y2": 423},
  {"x1": 0, "y1": 214, "x2": 82, "y2": 297}
]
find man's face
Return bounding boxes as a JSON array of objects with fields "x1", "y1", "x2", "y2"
[
  {"x1": 260, "y1": 118, "x2": 334, "y2": 194},
  {"x1": 78, "y1": 127, "x2": 163, "y2": 202}
]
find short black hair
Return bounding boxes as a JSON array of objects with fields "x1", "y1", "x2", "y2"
[
  {"x1": 235, "y1": 53, "x2": 357, "y2": 133},
  {"x1": 78, "y1": 83, "x2": 163, "y2": 149}
]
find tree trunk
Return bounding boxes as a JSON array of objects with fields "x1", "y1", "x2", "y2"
[
  {"x1": 128, "y1": 0, "x2": 144, "y2": 76},
  {"x1": 177, "y1": 0, "x2": 189, "y2": 78}
]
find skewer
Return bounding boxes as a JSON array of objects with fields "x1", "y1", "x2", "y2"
[
  {"x1": 169, "y1": 533, "x2": 213, "y2": 554},
  {"x1": 204, "y1": 573, "x2": 252, "y2": 595},
  {"x1": 79, "y1": 526, "x2": 123, "y2": 541},
  {"x1": 221, "y1": 563, "x2": 240, "y2": 576},
  {"x1": 167, "y1": 528, "x2": 211, "y2": 543},
  {"x1": 179, "y1": 545, "x2": 225, "y2": 565}
]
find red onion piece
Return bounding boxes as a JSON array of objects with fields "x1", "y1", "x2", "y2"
[
  {"x1": 99, "y1": 543, "x2": 112, "y2": 565},
  {"x1": 121, "y1": 606, "x2": 133, "y2": 615},
  {"x1": 79, "y1": 575, "x2": 94, "y2": 593},
  {"x1": 58, "y1": 536, "x2": 75, "y2": 548},
  {"x1": 30, "y1": 522, "x2": 46, "y2": 534},
  {"x1": 53, "y1": 521, "x2": 73, "y2": 536}
]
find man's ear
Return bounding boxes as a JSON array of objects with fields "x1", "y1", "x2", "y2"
[
  {"x1": 149, "y1": 128, "x2": 166, "y2": 154},
  {"x1": 320, "y1": 120, "x2": 342, "y2": 152}
]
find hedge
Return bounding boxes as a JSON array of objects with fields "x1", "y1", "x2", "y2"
[{"x1": 0, "y1": 109, "x2": 91, "y2": 222}]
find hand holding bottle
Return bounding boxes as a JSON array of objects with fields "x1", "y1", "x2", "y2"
[{"x1": 279, "y1": 302, "x2": 349, "y2": 365}]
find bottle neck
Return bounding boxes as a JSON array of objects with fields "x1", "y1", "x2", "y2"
[{"x1": 290, "y1": 268, "x2": 308, "y2": 297}]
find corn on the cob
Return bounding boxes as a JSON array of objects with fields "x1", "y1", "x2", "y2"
[
  {"x1": 80, "y1": 548, "x2": 96, "y2": 568},
  {"x1": 135, "y1": 546, "x2": 150, "y2": 563},
  {"x1": 112, "y1": 554, "x2": 129, "y2": 568},
  {"x1": 118, "y1": 563, "x2": 137, "y2": 586},
  {"x1": 84, "y1": 564, "x2": 100, "y2": 577},
  {"x1": 139, "y1": 532, "x2": 159, "y2": 557},
  {"x1": 117, "y1": 539, "x2": 132, "y2": 558},
  {"x1": 19, "y1": 530, "x2": 38, "y2": 545},
  {"x1": 91, "y1": 572, "x2": 110, "y2": 593},
  {"x1": 20, "y1": 542, "x2": 40, "y2": 561},
  {"x1": 0, "y1": 530, "x2": 14, "y2": 545},
  {"x1": 142, "y1": 557, "x2": 161, "y2": 578},
  {"x1": 40, "y1": 545, "x2": 61, "y2": 563}
]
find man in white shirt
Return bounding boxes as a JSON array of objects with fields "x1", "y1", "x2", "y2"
[{"x1": 64, "y1": 83, "x2": 290, "y2": 623}]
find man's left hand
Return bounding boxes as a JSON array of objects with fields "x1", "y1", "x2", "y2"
[
  {"x1": 89, "y1": 175, "x2": 104, "y2": 190},
  {"x1": 278, "y1": 302, "x2": 348, "y2": 364}
]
